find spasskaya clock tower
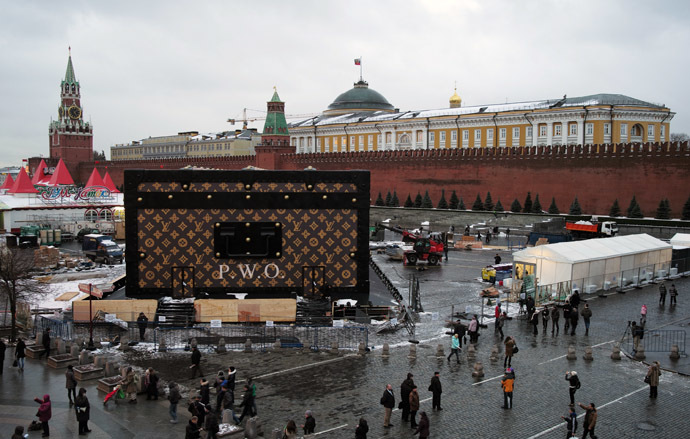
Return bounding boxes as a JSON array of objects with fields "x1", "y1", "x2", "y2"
[{"x1": 49, "y1": 48, "x2": 93, "y2": 174}]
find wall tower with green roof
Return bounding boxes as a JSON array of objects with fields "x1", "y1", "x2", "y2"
[{"x1": 255, "y1": 88, "x2": 294, "y2": 169}]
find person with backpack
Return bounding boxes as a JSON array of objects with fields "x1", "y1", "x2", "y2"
[
  {"x1": 581, "y1": 304, "x2": 593, "y2": 336},
  {"x1": 565, "y1": 371, "x2": 581, "y2": 405},
  {"x1": 632, "y1": 321, "x2": 644, "y2": 355},
  {"x1": 561, "y1": 406, "x2": 578, "y2": 438}
]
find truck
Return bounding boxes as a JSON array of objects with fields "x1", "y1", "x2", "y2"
[
  {"x1": 565, "y1": 220, "x2": 618, "y2": 239},
  {"x1": 123, "y1": 169, "x2": 370, "y2": 302},
  {"x1": 82, "y1": 234, "x2": 123, "y2": 264},
  {"x1": 376, "y1": 223, "x2": 445, "y2": 266}
]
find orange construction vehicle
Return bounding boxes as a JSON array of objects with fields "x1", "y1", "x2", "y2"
[{"x1": 376, "y1": 223, "x2": 445, "y2": 266}]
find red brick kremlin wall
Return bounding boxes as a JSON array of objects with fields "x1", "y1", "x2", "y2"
[{"x1": 32, "y1": 141, "x2": 690, "y2": 217}]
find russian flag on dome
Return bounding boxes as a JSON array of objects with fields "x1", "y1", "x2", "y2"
[{"x1": 354, "y1": 58, "x2": 361, "y2": 66}]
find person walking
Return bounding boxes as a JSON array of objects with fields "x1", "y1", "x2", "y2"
[
  {"x1": 39, "y1": 328, "x2": 51, "y2": 360},
  {"x1": 494, "y1": 253, "x2": 502, "y2": 265},
  {"x1": 551, "y1": 305, "x2": 560, "y2": 335},
  {"x1": 247, "y1": 377, "x2": 258, "y2": 416},
  {"x1": 225, "y1": 366, "x2": 237, "y2": 391},
  {"x1": 670, "y1": 284, "x2": 678, "y2": 305},
  {"x1": 428, "y1": 372, "x2": 442, "y2": 411},
  {"x1": 0, "y1": 338, "x2": 7, "y2": 375},
  {"x1": 34, "y1": 394, "x2": 51, "y2": 437},
  {"x1": 541, "y1": 306, "x2": 550, "y2": 333},
  {"x1": 413, "y1": 412, "x2": 429, "y2": 439},
  {"x1": 570, "y1": 289, "x2": 581, "y2": 309},
  {"x1": 65, "y1": 365, "x2": 77, "y2": 405},
  {"x1": 136, "y1": 312, "x2": 148, "y2": 341},
  {"x1": 659, "y1": 281, "x2": 667, "y2": 306},
  {"x1": 494, "y1": 304, "x2": 502, "y2": 333},
  {"x1": 447, "y1": 334, "x2": 461, "y2": 364},
  {"x1": 15, "y1": 338, "x2": 26, "y2": 371},
  {"x1": 570, "y1": 307, "x2": 579, "y2": 336},
  {"x1": 221, "y1": 384, "x2": 240, "y2": 424},
  {"x1": 380, "y1": 384, "x2": 395, "y2": 427},
  {"x1": 400, "y1": 373, "x2": 415, "y2": 422},
  {"x1": 168, "y1": 381, "x2": 181, "y2": 424},
  {"x1": 561, "y1": 406, "x2": 578, "y2": 439},
  {"x1": 632, "y1": 321, "x2": 644, "y2": 354},
  {"x1": 468, "y1": 315, "x2": 479, "y2": 343},
  {"x1": 530, "y1": 308, "x2": 539, "y2": 335},
  {"x1": 501, "y1": 368, "x2": 515, "y2": 409},
  {"x1": 581, "y1": 304, "x2": 592, "y2": 336},
  {"x1": 302, "y1": 410, "x2": 316, "y2": 435},
  {"x1": 188, "y1": 395, "x2": 206, "y2": 427},
  {"x1": 145, "y1": 367, "x2": 159, "y2": 400},
  {"x1": 565, "y1": 371, "x2": 580, "y2": 405},
  {"x1": 355, "y1": 418, "x2": 369, "y2": 439},
  {"x1": 75, "y1": 388, "x2": 91, "y2": 435},
  {"x1": 190, "y1": 346, "x2": 203, "y2": 378},
  {"x1": 504, "y1": 335, "x2": 516, "y2": 368},
  {"x1": 121, "y1": 367, "x2": 137, "y2": 404},
  {"x1": 237, "y1": 384, "x2": 255, "y2": 424},
  {"x1": 646, "y1": 361, "x2": 662, "y2": 398},
  {"x1": 409, "y1": 386, "x2": 420, "y2": 428},
  {"x1": 497, "y1": 312, "x2": 506, "y2": 339},
  {"x1": 578, "y1": 402, "x2": 597, "y2": 439},
  {"x1": 563, "y1": 302, "x2": 571, "y2": 334},
  {"x1": 204, "y1": 406, "x2": 219, "y2": 439}
]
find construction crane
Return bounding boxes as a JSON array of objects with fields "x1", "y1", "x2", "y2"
[{"x1": 227, "y1": 108, "x2": 320, "y2": 130}]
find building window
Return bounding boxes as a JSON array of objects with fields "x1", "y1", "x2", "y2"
[
  {"x1": 474, "y1": 129, "x2": 481, "y2": 141},
  {"x1": 333, "y1": 137, "x2": 338, "y2": 149},
  {"x1": 647, "y1": 125, "x2": 655, "y2": 139},
  {"x1": 603, "y1": 123, "x2": 610, "y2": 135},
  {"x1": 487, "y1": 129, "x2": 494, "y2": 141},
  {"x1": 325, "y1": 138, "x2": 330, "y2": 151},
  {"x1": 368, "y1": 135, "x2": 373, "y2": 147},
  {"x1": 317, "y1": 138, "x2": 321, "y2": 149},
  {"x1": 385, "y1": 133, "x2": 392, "y2": 144},
  {"x1": 84, "y1": 209, "x2": 98, "y2": 222},
  {"x1": 416, "y1": 131, "x2": 423, "y2": 143},
  {"x1": 358, "y1": 135, "x2": 364, "y2": 148},
  {"x1": 463, "y1": 130, "x2": 469, "y2": 141},
  {"x1": 554, "y1": 124, "x2": 562, "y2": 136},
  {"x1": 620, "y1": 123, "x2": 627, "y2": 137},
  {"x1": 513, "y1": 127, "x2": 520, "y2": 139},
  {"x1": 527, "y1": 126, "x2": 533, "y2": 138},
  {"x1": 569, "y1": 124, "x2": 577, "y2": 136},
  {"x1": 341, "y1": 137, "x2": 346, "y2": 150},
  {"x1": 586, "y1": 123, "x2": 593, "y2": 135},
  {"x1": 377, "y1": 134, "x2": 382, "y2": 146},
  {"x1": 500, "y1": 128, "x2": 507, "y2": 139},
  {"x1": 539, "y1": 125, "x2": 547, "y2": 137},
  {"x1": 440, "y1": 131, "x2": 446, "y2": 142},
  {"x1": 429, "y1": 132, "x2": 435, "y2": 143},
  {"x1": 660, "y1": 125, "x2": 666, "y2": 139},
  {"x1": 451, "y1": 131, "x2": 457, "y2": 141},
  {"x1": 631, "y1": 124, "x2": 642, "y2": 136},
  {"x1": 99, "y1": 209, "x2": 112, "y2": 221}
]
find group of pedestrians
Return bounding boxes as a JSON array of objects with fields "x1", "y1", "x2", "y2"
[
  {"x1": 380, "y1": 371, "x2": 441, "y2": 438},
  {"x1": 525, "y1": 290, "x2": 594, "y2": 337},
  {"x1": 658, "y1": 281, "x2": 679, "y2": 306}
]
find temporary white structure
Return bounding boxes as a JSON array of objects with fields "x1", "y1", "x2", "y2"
[
  {"x1": 670, "y1": 233, "x2": 690, "y2": 247},
  {"x1": 512, "y1": 234, "x2": 672, "y2": 304}
]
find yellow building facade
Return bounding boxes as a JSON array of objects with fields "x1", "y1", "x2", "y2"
[{"x1": 289, "y1": 82, "x2": 673, "y2": 153}]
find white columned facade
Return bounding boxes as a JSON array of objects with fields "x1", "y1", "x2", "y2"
[
  {"x1": 531, "y1": 124, "x2": 537, "y2": 146},
  {"x1": 577, "y1": 120, "x2": 584, "y2": 145},
  {"x1": 561, "y1": 119, "x2": 568, "y2": 145},
  {"x1": 546, "y1": 122, "x2": 553, "y2": 145}
]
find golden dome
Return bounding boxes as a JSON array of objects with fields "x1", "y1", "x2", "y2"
[{"x1": 449, "y1": 87, "x2": 462, "y2": 108}]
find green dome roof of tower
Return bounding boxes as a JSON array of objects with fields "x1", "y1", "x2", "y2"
[
  {"x1": 325, "y1": 80, "x2": 394, "y2": 115},
  {"x1": 62, "y1": 53, "x2": 78, "y2": 86},
  {"x1": 262, "y1": 88, "x2": 289, "y2": 137}
]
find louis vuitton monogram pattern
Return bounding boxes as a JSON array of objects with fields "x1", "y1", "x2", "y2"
[
  {"x1": 137, "y1": 208, "x2": 359, "y2": 290},
  {"x1": 137, "y1": 181, "x2": 359, "y2": 193}
]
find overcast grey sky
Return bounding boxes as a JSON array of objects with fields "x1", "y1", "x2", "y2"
[{"x1": 1, "y1": 0, "x2": 689, "y2": 167}]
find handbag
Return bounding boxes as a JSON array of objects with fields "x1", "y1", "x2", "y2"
[
  {"x1": 513, "y1": 345, "x2": 519, "y2": 354},
  {"x1": 13, "y1": 359, "x2": 18, "y2": 367},
  {"x1": 644, "y1": 375, "x2": 651, "y2": 384}
]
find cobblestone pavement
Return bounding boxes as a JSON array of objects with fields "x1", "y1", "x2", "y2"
[{"x1": 2, "y1": 248, "x2": 689, "y2": 438}]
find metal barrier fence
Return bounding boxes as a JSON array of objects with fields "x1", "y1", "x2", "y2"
[
  {"x1": 626, "y1": 329, "x2": 686, "y2": 355},
  {"x1": 153, "y1": 325, "x2": 368, "y2": 352}
]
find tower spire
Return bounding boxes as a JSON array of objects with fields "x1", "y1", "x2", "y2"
[{"x1": 64, "y1": 47, "x2": 77, "y2": 85}]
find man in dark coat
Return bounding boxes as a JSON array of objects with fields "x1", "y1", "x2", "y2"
[
  {"x1": 302, "y1": 410, "x2": 316, "y2": 435},
  {"x1": 190, "y1": 346, "x2": 203, "y2": 378},
  {"x1": 400, "y1": 373, "x2": 415, "y2": 422},
  {"x1": 380, "y1": 384, "x2": 395, "y2": 428},
  {"x1": 185, "y1": 416, "x2": 202, "y2": 439},
  {"x1": 551, "y1": 305, "x2": 560, "y2": 335},
  {"x1": 15, "y1": 338, "x2": 26, "y2": 370},
  {"x1": 0, "y1": 338, "x2": 5, "y2": 374},
  {"x1": 570, "y1": 307, "x2": 579, "y2": 336},
  {"x1": 541, "y1": 307, "x2": 549, "y2": 333},
  {"x1": 221, "y1": 384, "x2": 240, "y2": 424},
  {"x1": 136, "y1": 312, "x2": 148, "y2": 341},
  {"x1": 530, "y1": 308, "x2": 539, "y2": 335},
  {"x1": 237, "y1": 384, "x2": 255, "y2": 424},
  {"x1": 75, "y1": 387, "x2": 91, "y2": 435},
  {"x1": 40, "y1": 328, "x2": 51, "y2": 359},
  {"x1": 204, "y1": 407, "x2": 219, "y2": 439},
  {"x1": 429, "y1": 372, "x2": 442, "y2": 411},
  {"x1": 570, "y1": 290, "x2": 581, "y2": 309},
  {"x1": 199, "y1": 379, "x2": 210, "y2": 406}
]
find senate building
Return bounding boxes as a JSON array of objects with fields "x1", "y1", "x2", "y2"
[{"x1": 287, "y1": 79, "x2": 673, "y2": 154}]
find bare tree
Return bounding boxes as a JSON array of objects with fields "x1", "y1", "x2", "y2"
[
  {"x1": 670, "y1": 133, "x2": 689, "y2": 142},
  {"x1": 0, "y1": 248, "x2": 45, "y2": 342}
]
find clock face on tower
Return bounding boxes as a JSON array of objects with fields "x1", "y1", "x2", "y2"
[{"x1": 68, "y1": 105, "x2": 81, "y2": 120}]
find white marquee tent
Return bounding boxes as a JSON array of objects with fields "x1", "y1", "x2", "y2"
[
  {"x1": 670, "y1": 233, "x2": 690, "y2": 247},
  {"x1": 512, "y1": 234, "x2": 672, "y2": 304}
]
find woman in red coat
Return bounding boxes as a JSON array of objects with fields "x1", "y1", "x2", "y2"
[{"x1": 34, "y1": 394, "x2": 52, "y2": 437}]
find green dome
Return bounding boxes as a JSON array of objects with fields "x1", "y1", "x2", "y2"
[{"x1": 325, "y1": 80, "x2": 394, "y2": 115}]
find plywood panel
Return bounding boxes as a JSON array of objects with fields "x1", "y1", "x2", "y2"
[
  {"x1": 72, "y1": 300, "x2": 158, "y2": 322},
  {"x1": 195, "y1": 299, "x2": 295, "y2": 323}
]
